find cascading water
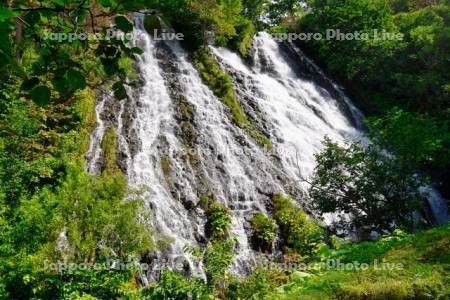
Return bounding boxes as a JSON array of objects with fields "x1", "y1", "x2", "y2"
[
  {"x1": 86, "y1": 18, "x2": 448, "y2": 280},
  {"x1": 211, "y1": 32, "x2": 364, "y2": 192}
]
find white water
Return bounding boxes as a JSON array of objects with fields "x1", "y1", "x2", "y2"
[
  {"x1": 86, "y1": 24, "x2": 448, "y2": 280},
  {"x1": 212, "y1": 32, "x2": 363, "y2": 192},
  {"x1": 85, "y1": 92, "x2": 108, "y2": 173}
]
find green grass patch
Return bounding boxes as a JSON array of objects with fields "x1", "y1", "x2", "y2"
[{"x1": 267, "y1": 224, "x2": 450, "y2": 299}]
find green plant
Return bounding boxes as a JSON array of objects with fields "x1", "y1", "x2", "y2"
[
  {"x1": 160, "y1": 154, "x2": 171, "y2": 174},
  {"x1": 204, "y1": 239, "x2": 236, "y2": 282},
  {"x1": 143, "y1": 14, "x2": 161, "y2": 34},
  {"x1": 142, "y1": 270, "x2": 209, "y2": 299},
  {"x1": 309, "y1": 137, "x2": 424, "y2": 234},
  {"x1": 250, "y1": 212, "x2": 276, "y2": 251},
  {"x1": 199, "y1": 194, "x2": 211, "y2": 210},
  {"x1": 273, "y1": 194, "x2": 324, "y2": 259},
  {"x1": 206, "y1": 202, "x2": 232, "y2": 240},
  {"x1": 101, "y1": 127, "x2": 119, "y2": 175}
]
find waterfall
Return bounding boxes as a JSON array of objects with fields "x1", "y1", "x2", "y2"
[
  {"x1": 212, "y1": 32, "x2": 364, "y2": 189},
  {"x1": 86, "y1": 19, "x2": 448, "y2": 280}
]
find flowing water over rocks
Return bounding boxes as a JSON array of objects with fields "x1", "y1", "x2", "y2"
[{"x1": 86, "y1": 18, "x2": 448, "y2": 280}]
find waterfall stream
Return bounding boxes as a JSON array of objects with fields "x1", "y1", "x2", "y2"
[{"x1": 86, "y1": 17, "x2": 449, "y2": 279}]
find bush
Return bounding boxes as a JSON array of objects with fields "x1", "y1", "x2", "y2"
[
  {"x1": 143, "y1": 270, "x2": 209, "y2": 300},
  {"x1": 206, "y1": 202, "x2": 232, "y2": 240},
  {"x1": 204, "y1": 239, "x2": 236, "y2": 282},
  {"x1": 227, "y1": 268, "x2": 289, "y2": 300},
  {"x1": 250, "y1": 212, "x2": 276, "y2": 252},
  {"x1": 273, "y1": 194, "x2": 324, "y2": 258}
]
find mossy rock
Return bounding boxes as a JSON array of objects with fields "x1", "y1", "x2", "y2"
[
  {"x1": 101, "y1": 127, "x2": 120, "y2": 175},
  {"x1": 144, "y1": 14, "x2": 161, "y2": 35},
  {"x1": 161, "y1": 154, "x2": 171, "y2": 174}
]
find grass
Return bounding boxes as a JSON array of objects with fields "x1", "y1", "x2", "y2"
[{"x1": 266, "y1": 224, "x2": 450, "y2": 299}]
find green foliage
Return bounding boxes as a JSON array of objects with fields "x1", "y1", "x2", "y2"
[
  {"x1": 204, "y1": 239, "x2": 236, "y2": 282},
  {"x1": 101, "y1": 127, "x2": 119, "y2": 175},
  {"x1": 227, "y1": 268, "x2": 290, "y2": 299},
  {"x1": 206, "y1": 202, "x2": 232, "y2": 240},
  {"x1": 0, "y1": 1, "x2": 147, "y2": 106},
  {"x1": 0, "y1": 163, "x2": 152, "y2": 298},
  {"x1": 160, "y1": 154, "x2": 171, "y2": 174},
  {"x1": 143, "y1": 14, "x2": 162, "y2": 34},
  {"x1": 193, "y1": 46, "x2": 247, "y2": 126},
  {"x1": 230, "y1": 20, "x2": 256, "y2": 57},
  {"x1": 366, "y1": 107, "x2": 450, "y2": 168},
  {"x1": 266, "y1": 224, "x2": 450, "y2": 299},
  {"x1": 199, "y1": 194, "x2": 211, "y2": 210},
  {"x1": 143, "y1": 270, "x2": 209, "y2": 300},
  {"x1": 299, "y1": 0, "x2": 450, "y2": 113},
  {"x1": 250, "y1": 212, "x2": 276, "y2": 251},
  {"x1": 310, "y1": 137, "x2": 426, "y2": 234},
  {"x1": 273, "y1": 194, "x2": 324, "y2": 258}
]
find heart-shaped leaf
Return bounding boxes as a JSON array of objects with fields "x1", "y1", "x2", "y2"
[
  {"x1": 115, "y1": 16, "x2": 133, "y2": 33},
  {"x1": 30, "y1": 85, "x2": 51, "y2": 106}
]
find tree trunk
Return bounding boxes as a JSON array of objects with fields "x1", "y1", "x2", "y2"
[{"x1": 15, "y1": 17, "x2": 23, "y2": 63}]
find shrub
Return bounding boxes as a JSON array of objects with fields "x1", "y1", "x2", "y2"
[
  {"x1": 204, "y1": 239, "x2": 236, "y2": 282},
  {"x1": 273, "y1": 194, "x2": 324, "y2": 259},
  {"x1": 206, "y1": 202, "x2": 232, "y2": 240},
  {"x1": 143, "y1": 270, "x2": 209, "y2": 299},
  {"x1": 309, "y1": 137, "x2": 424, "y2": 233},
  {"x1": 250, "y1": 212, "x2": 276, "y2": 252},
  {"x1": 227, "y1": 268, "x2": 289, "y2": 300}
]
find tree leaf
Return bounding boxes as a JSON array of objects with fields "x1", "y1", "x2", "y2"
[
  {"x1": 21, "y1": 77, "x2": 40, "y2": 91},
  {"x1": 0, "y1": 7, "x2": 16, "y2": 22},
  {"x1": 115, "y1": 16, "x2": 133, "y2": 33},
  {"x1": 130, "y1": 47, "x2": 143, "y2": 55},
  {"x1": 51, "y1": 77, "x2": 68, "y2": 93},
  {"x1": 66, "y1": 69, "x2": 86, "y2": 90},
  {"x1": 112, "y1": 81, "x2": 127, "y2": 99},
  {"x1": 30, "y1": 85, "x2": 51, "y2": 106}
]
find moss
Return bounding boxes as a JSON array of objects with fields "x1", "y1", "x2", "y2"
[
  {"x1": 160, "y1": 154, "x2": 171, "y2": 174},
  {"x1": 100, "y1": 127, "x2": 119, "y2": 175},
  {"x1": 118, "y1": 54, "x2": 137, "y2": 81},
  {"x1": 193, "y1": 46, "x2": 272, "y2": 149},
  {"x1": 193, "y1": 46, "x2": 247, "y2": 126},
  {"x1": 231, "y1": 20, "x2": 256, "y2": 57},
  {"x1": 143, "y1": 14, "x2": 161, "y2": 35},
  {"x1": 199, "y1": 194, "x2": 211, "y2": 210},
  {"x1": 62, "y1": 88, "x2": 96, "y2": 161}
]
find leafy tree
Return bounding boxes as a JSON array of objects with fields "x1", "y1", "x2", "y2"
[
  {"x1": 309, "y1": 137, "x2": 424, "y2": 235},
  {"x1": 366, "y1": 107, "x2": 450, "y2": 168}
]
